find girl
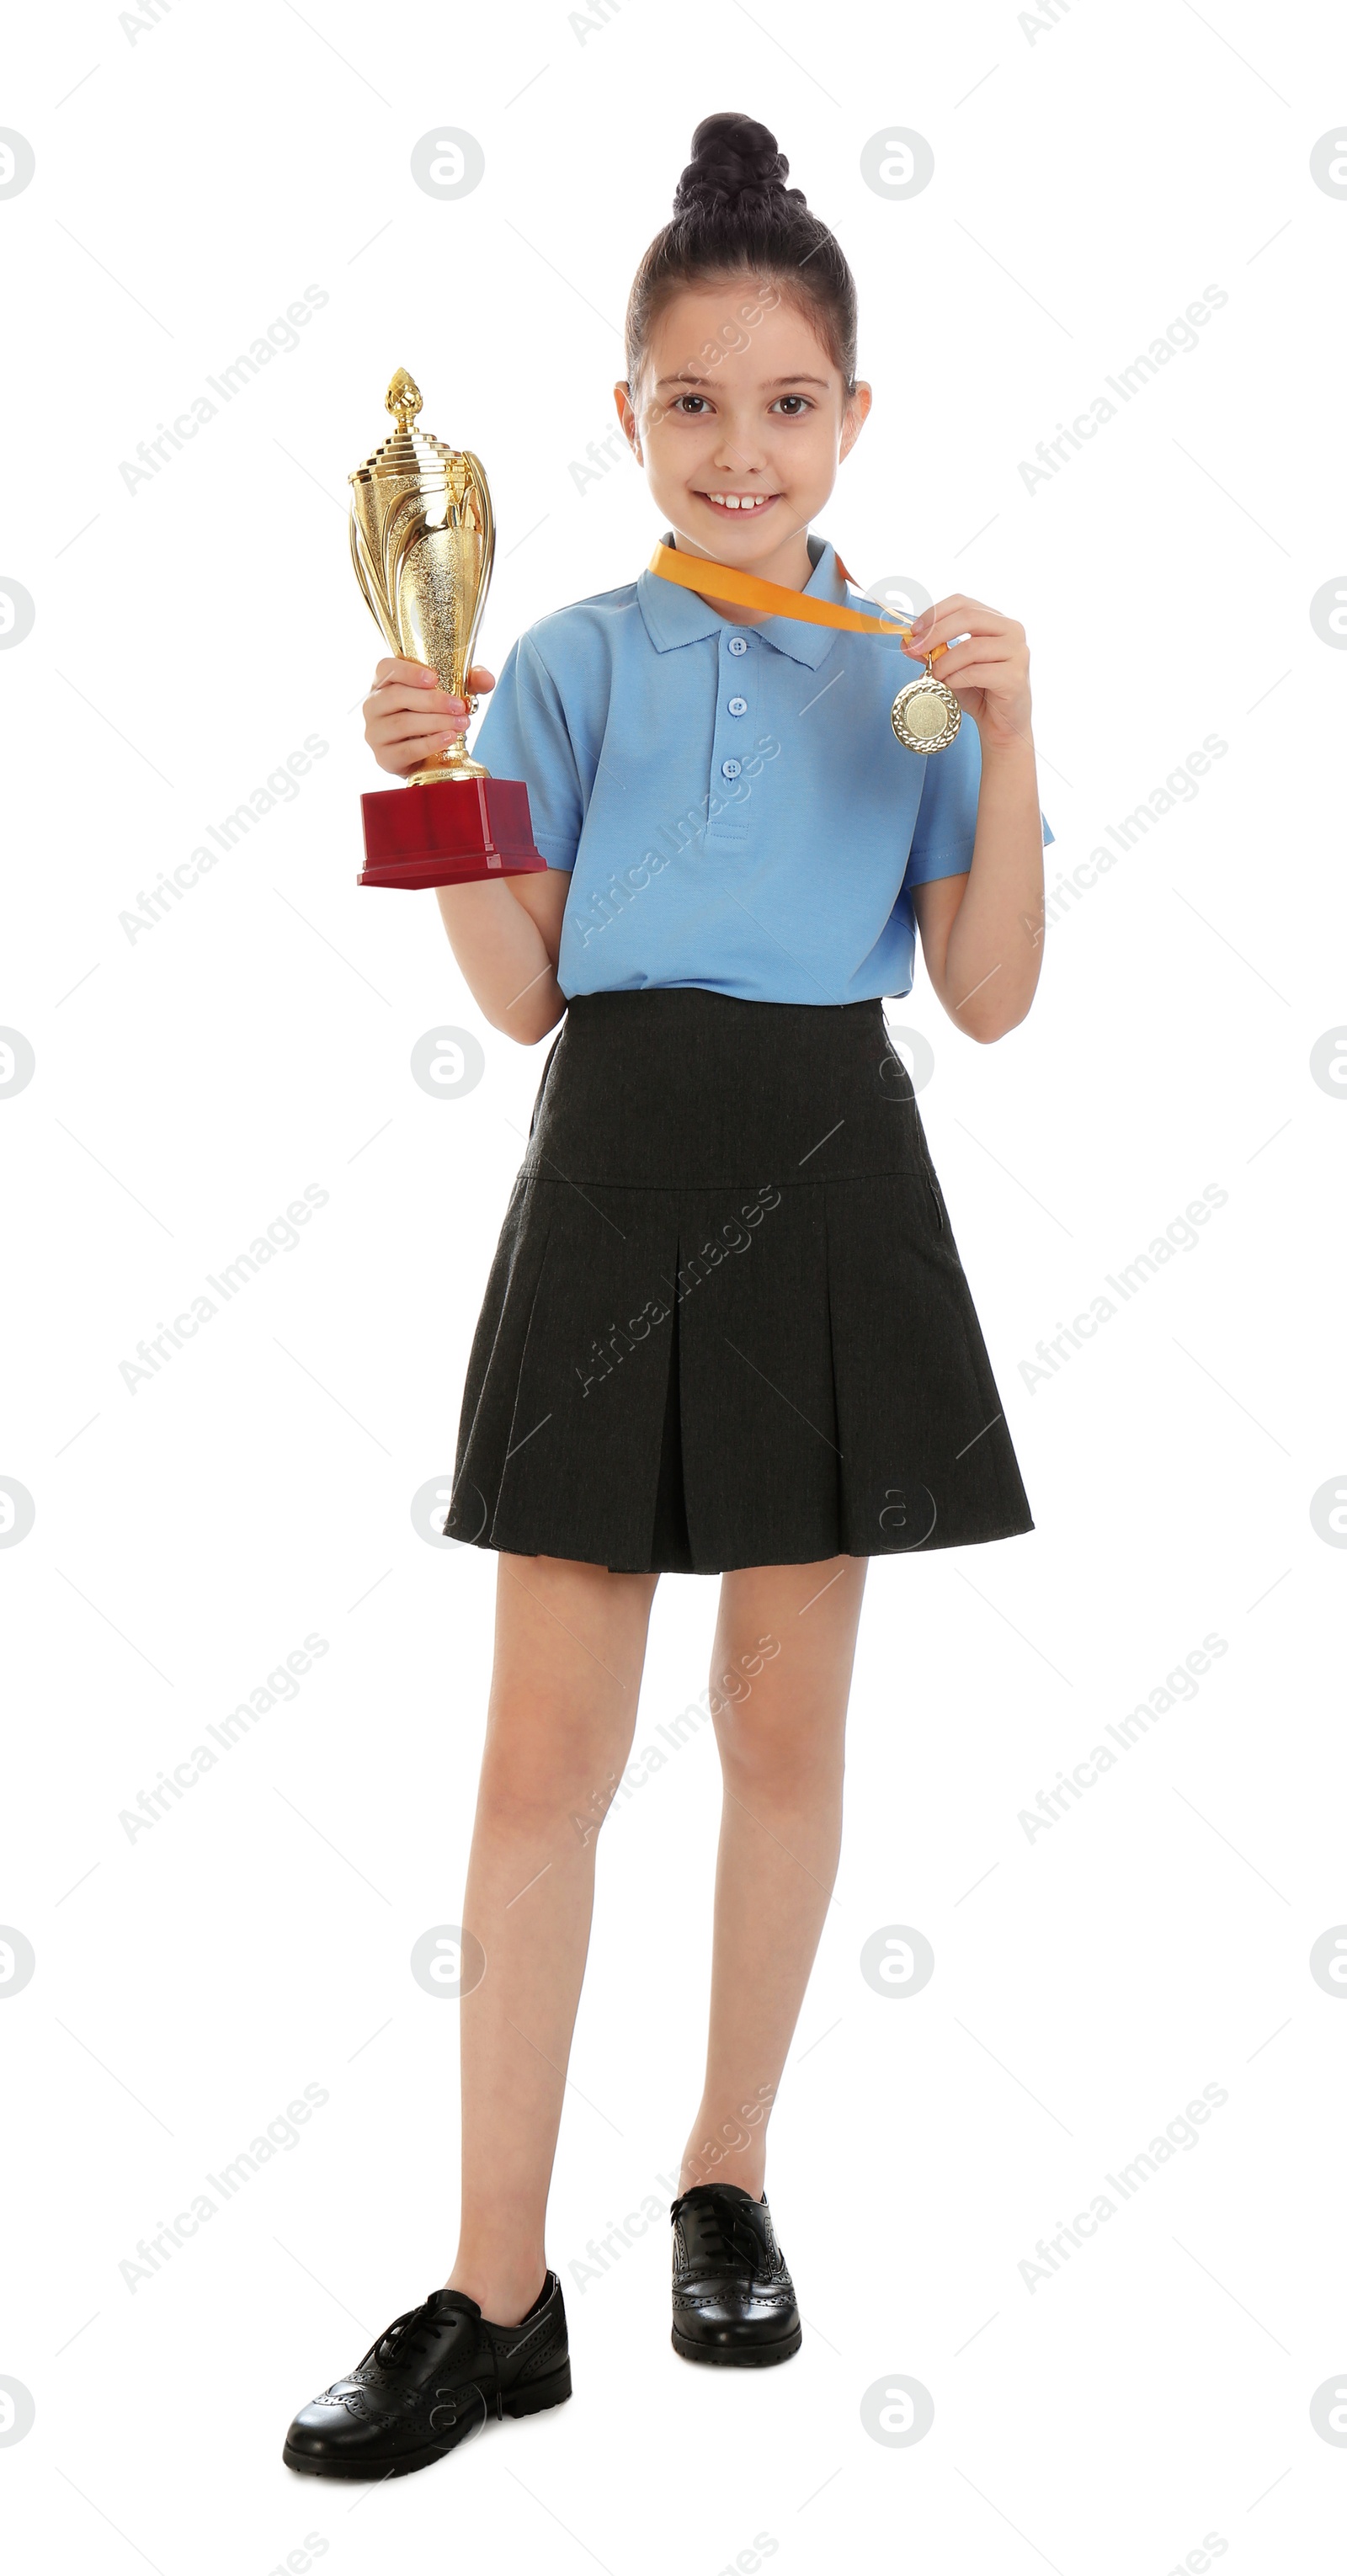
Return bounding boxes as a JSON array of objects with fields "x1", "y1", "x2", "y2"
[{"x1": 284, "y1": 109, "x2": 1049, "y2": 2480}]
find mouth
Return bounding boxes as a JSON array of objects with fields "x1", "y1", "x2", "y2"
[{"x1": 695, "y1": 490, "x2": 782, "y2": 516}]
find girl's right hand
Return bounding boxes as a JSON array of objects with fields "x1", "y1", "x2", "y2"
[{"x1": 362, "y1": 656, "x2": 496, "y2": 776}]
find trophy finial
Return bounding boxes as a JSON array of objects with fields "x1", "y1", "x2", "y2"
[{"x1": 386, "y1": 368, "x2": 423, "y2": 431}]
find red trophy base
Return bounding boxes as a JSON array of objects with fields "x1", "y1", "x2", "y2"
[{"x1": 359, "y1": 776, "x2": 547, "y2": 890}]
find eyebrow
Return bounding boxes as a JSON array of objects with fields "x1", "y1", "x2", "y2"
[{"x1": 654, "y1": 373, "x2": 831, "y2": 391}]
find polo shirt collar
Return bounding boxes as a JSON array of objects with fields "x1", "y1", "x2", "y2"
[{"x1": 636, "y1": 530, "x2": 848, "y2": 669}]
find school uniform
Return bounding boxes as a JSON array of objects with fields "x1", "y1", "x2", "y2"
[{"x1": 442, "y1": 535, "x2": 1052, "y2": 1573}]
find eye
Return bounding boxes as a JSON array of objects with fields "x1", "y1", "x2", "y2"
[
  {"x1": 671, "y1": 393, "x2": 710, "y2": 415},
  {"x1": 771, "y1": 395, "x2": 813, "y2": 417}
]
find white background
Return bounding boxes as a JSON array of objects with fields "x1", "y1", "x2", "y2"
[{"x1": 3, "y1": 4, "x2": 1345, "y2": 2572}]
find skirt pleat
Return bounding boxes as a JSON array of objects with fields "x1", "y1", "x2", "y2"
[{"x1": 443, "y1": 990, "x2": 1034, "y2": 1573}]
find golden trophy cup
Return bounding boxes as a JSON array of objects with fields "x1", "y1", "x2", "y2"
[{"x1": 349, "y1": 368, "x2": 546, "y2": 887}]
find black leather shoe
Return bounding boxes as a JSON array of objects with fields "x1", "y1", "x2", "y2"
[
  {"x1": 283, "y1": 2272, "x2": 571, "y2": 2479},
  {"x1": 670, "y1": 2183, "x2": 801, "y2": 2366}
]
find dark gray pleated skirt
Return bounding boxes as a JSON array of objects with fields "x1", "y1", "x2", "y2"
[{"x1": 444, "y1": 989, "x2": 1034, "y2": 1573}]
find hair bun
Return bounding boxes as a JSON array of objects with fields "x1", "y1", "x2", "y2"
[{"x1": 673, "y1": 112, "x2": 807, "y2": 216}]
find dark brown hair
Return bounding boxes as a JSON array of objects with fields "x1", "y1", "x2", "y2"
[{"x1": 624, "y1": 112, "x2": 858, "y2": 400}]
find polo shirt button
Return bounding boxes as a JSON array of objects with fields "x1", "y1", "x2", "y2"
[
  {"x1": 727, "y1": 695, "x2": 748, "y2": 716},
  {"x1": 721, "y1": 758, "x2": 742, "y2": 779},
  {"x1": 727, "y1": 635, "x2": 748, "y2": 655}
]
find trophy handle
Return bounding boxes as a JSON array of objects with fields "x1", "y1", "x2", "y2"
[
  {"x1": 349, "y1": 513, "x2": 398, "y2": 656},
  {"x1": 461, "y1": 450, "x2": 496, "y2": 640}
]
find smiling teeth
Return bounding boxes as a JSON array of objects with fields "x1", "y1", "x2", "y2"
[{"x1": 705, "y1": 493, "x2": 773, "y2": 509}]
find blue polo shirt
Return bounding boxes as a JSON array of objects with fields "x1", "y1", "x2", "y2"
[{"x1": 473, "y1": 532, "x2": 1053, "y2": 1006}]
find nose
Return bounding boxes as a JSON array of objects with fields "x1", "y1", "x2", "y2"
[{"x1": 709, "y1": 420, "x2": 765, "y2": 476}]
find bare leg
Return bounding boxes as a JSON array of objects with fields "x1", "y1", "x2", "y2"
[
  {"x1": 445, "y1": 1552, "x2": 658, "y2": 2323},
  {"x1": 678, "y1": 1555, "x2": 868, "y2": 2198}
]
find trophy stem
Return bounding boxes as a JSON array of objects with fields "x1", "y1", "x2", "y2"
[{"x1": 405, "y1": 738, "x2": 491, "y2": 789}]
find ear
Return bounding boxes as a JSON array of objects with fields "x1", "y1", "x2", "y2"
[
  {"x1": 613, "y1": 379, "x2": 642, "y2": 462},
  {"x1": 838, "y1": 380, "x2": 872, "y2": 464}
]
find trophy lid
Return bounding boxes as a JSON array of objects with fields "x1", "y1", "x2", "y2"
[
  {"x1": 349, "y1": 367, "x2": 471, "y2": 489},
  {"x1": 387, "y1": 366, "x2": 422, "y2": 429}
]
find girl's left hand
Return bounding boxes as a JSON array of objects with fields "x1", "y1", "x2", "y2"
[{"x1": 902, "y1": 595, "x2": 1032, "y2": 754}]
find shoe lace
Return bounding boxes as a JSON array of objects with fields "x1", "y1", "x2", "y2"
[
  {"x1": 358, "y1": 2298, "x2": 445, "y2": 2375},
  {"x1": 670, "y1": 2186, "x2": 768, "y2": 2277}
]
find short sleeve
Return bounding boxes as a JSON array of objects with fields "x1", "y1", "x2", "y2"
[
  {"x1": 903, "y1": 712, "x2": 1053, "y2": 886},
  {"x1": 471, "y1": 631, "x2": 586, "y2": 871}
]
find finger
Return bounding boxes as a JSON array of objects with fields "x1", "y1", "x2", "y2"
[
  {"x1": 364, "y1": 684, "x2": 461, "y2": 721},
  {"x1": 372, "y1": 656, "x2": 443, "y2": 690},
  {"x1": 463, "y1": 664, "x2": 496, "y2": 693},
  {"x1": 370, "y1": 710, "x2": 467, "y2": 748},
  {"x1": 388, "y1": 732, "x2": 459, "y2": 769},
  {"x1": 938, "y1": 639, "x2": 1020, "y2": 679},
  {"x1": 907, "y1": 599, "x2": 1013, "y2": 647}
]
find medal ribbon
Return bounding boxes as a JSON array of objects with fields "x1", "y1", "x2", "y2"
[{"x1": 646, "y1": 540, "x2": 948, "y2": 657}]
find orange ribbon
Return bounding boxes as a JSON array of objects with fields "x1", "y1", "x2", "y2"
[{"x1": 647, "y1": 540, "x2": 946, "y2": 656}]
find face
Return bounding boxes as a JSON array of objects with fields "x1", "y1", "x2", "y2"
[{"x1": 615, "y1": 278, "x2": 870, "y2": 572}]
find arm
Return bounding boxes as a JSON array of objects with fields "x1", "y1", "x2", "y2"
[
  {"x1": 906, "y1": 596, "x2": 1046, "y2": 1043},
  {"x1": 364, "y1": 654, "x2": 571, "y2": 1046},
  {"x1": 433, "y1": 865, "x2": 569, "y2": 1045}
]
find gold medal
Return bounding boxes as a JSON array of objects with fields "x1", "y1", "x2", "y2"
[{"x1": 891, "y1": 654, "x2": 961, "y2": 754}]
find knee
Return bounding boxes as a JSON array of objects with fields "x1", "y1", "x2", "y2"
[
  {"x1": 713, "y1": 1702, "x2": 844, "y2": 1805},
  {"x1": 478, "y1": 1695, "x2": 630, "y2": 1835}
]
